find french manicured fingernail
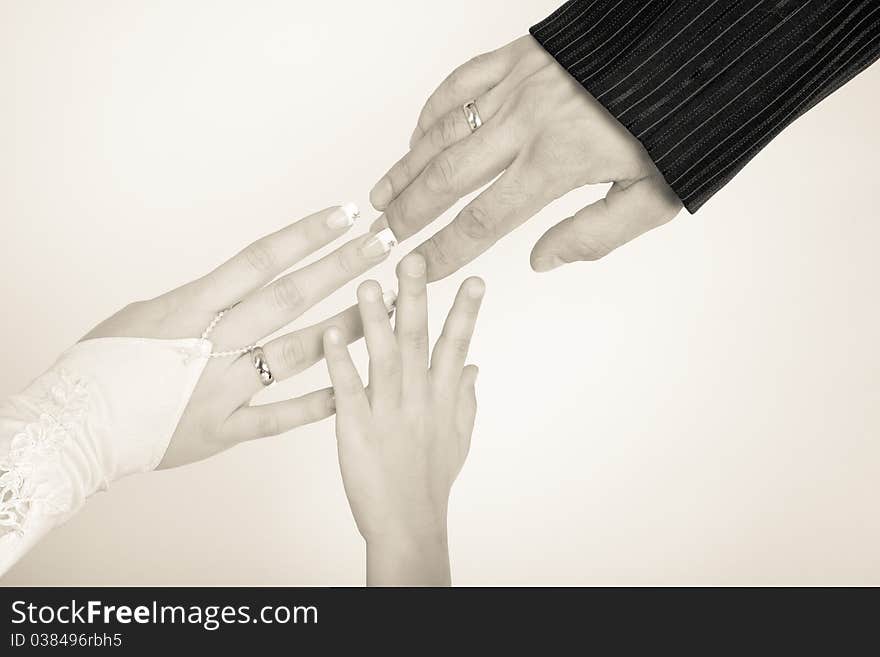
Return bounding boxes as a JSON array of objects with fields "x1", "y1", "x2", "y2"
[
  {"x1": 370, "y1": 215, "x2": 390, "y2": 233},
  {"x1": 325, "y1": 327, "x2": 343, "y2": 345},
  {"x1": 467, "y1": 278, "x2": 486, "y2": 299},
  {"x1": 359, "y1": 227, "x2": 397, "y2": 259},
  {"x1": 532, "y1": 255, "x2": 564, "y2": 272},
  {"x1": 370, "y1": 178, "x2": 393, "y2": 210},
  {"x1": 327, "y1": 202, "x2": 359, "y2": 229},
  {"x1": 382, "y1": 289, "x2": 398, "y2": 315}
]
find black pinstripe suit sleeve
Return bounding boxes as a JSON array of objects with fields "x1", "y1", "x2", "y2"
[{"x1": 530, "y1": 1, "x2": 880, "y2": 212}]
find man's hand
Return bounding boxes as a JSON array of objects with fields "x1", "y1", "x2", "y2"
[{"x1": 370, "y1": 36, "x2": 683, "y2": 279}]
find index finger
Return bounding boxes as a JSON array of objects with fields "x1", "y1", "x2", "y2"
[
  {"x1": 430, "y1": 276, "x2": 486, "y2": 390},
  {"x1": 323, "y1": 327, "x2": 370, "y2": 429}
]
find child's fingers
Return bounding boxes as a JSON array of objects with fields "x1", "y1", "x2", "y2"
[
  {"x1": 323, "y1": 327, "x2": 370, "y2": 424},
  {"x1": 395, "y1": 253, "x2": 430, "y2": 398},
  {"x1": 357, "y1": 280, "x2": 401, "y2": 408},
  {"x1": 430, "y1": 276, "x2": 485, "y2": 390},
  {"x1": 455, "y1": 364, "x2": 479, "y2": 457}
]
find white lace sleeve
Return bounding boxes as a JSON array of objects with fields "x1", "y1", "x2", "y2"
[{"x1": 0, "y1": 337, "x2": 211, "y2": 575}]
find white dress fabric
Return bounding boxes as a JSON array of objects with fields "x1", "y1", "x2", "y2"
[{"x1": 0, "y1": 337, "x2": 210, "y2": 576}]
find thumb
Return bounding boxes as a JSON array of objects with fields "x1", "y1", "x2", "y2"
[{"x1": 530, "y1": 176, "x2": 682, "y2": 272}]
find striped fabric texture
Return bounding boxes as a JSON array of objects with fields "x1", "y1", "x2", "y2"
[{"x1": 530, "y1": 1, "x2": 880, "y2": 212}]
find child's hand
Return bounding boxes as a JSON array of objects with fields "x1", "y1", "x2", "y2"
[{"x1": 323, "y1": 254, "x2": 484, "y2": 586}]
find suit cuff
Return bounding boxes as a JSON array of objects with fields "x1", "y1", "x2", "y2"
[{"x1": 531, "y1": 1, "x2": 880, "y2": 212}]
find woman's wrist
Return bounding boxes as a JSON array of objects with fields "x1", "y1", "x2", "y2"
[{"x1": 365, "y1": 530, "x2": 451, "y2": 587}]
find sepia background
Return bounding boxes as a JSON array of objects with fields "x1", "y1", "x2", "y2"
[{"x1": 1, "y1": 0, "x2": 878, "y2": 585}]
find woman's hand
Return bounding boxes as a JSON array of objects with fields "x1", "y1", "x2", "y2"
[
  {"x1": 83, "y1": 204, "x2": 397, "y2": 468},
  {"x1": 323, "y1": 254, "x2": 484, "y2": 586},
  {"x1": 370, "y1": 35, "x2": 682, "y2": 278}
]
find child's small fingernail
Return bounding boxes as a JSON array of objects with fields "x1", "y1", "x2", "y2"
[
  {"x1": 467, "y1": 278, "x2": 486, "y2": 299},
  {"x1": 400, "y1": 253, "x2": 426, "y2": 277},
  {"x1": 325, "y1": 327, "x2": 343, "y2": 344},
  {"x1": 359, "y1": 227, "x2": 397, "y2": 259},
  {"x1": 327, "y1": 202, "x2": 359, "y2": 229},
  {"x1": 360, "y1": 281, "x2": 381, "y2": 302}
]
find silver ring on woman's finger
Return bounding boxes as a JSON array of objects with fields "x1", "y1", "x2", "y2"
[
  {"x1": 250, "y1": 346, "x2": 275, "y2": 387},
  {"x1": 462, "y1": 100, "x2": 483, "y2": 132}
]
